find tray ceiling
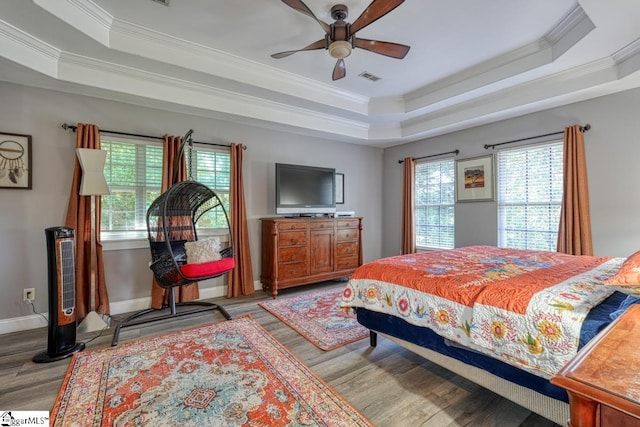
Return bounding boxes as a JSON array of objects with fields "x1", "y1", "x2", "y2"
[{"x1": 1, "y1": 0, "x2": 639, "y2": 146}]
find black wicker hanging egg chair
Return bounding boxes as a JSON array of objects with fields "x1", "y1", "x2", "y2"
[
  {"x1": 146, "y1": 180, "x2": 235, "y2": 287},
  {"x1": 112, "y1": 130, "x2": 233, "y2": 345}
]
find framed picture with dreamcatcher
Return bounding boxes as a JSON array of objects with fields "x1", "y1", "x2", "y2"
[{"x1": 0, "y1": 132, "x2": 32, "y2": 189}]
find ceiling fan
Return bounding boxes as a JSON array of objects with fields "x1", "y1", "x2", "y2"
[{"x1": 271, "y1": 0, "x2": 410, "y2": 81}]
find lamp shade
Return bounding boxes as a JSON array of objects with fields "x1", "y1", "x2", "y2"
[{"x1": 76, "y1": 148, "x2": 109, "y2": 196}]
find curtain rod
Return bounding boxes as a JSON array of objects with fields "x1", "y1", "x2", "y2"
[
  {"x1": 484, "y1": 124, "x2": 591, "y2": 150},
  {"x1": 60, "y1": 123, "x2": 245, "y2": 150},
  {"x1": 398, "y1": 149, "x2": 459, "y2": 164}
]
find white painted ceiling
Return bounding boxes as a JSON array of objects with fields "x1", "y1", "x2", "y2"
[{"x1": 1, "y1": 0, "x2": 639, "y2": 147}]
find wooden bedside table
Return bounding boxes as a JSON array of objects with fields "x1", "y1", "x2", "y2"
[{"x1": 551, "y1": 303, "x2": 640, "y2": 427}]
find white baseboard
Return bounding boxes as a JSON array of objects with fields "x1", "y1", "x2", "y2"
[
  {"x1": 0, "y1": 280, "x2": 264, "y2": 335},
  {"x1": 0, "y1": 314, "x2": 49, "y2": 334}
]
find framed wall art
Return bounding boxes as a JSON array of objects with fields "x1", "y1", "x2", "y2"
[
  {"x1": 455, "y1": 155, "x2": 494, "y2": 202},
  {"x1": 0, "y1": 132, "x2": 32, "y2": 189},
  {"x1": 335, "y1": 173, "x2": 344, "y2": 204}
]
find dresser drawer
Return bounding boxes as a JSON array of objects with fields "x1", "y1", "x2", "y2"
[
  {"x1": 336, "y1": 257, "x2": 359, "y2": 271},
  {"x1": 278, "y1": 262, "x2": 308, "y2": 279},
  {"x1": 337, "y1": 219, "x2": 359, "y2": 229},
  {"x1": 277, "y1": 221, "x2": 307, "y2": 231},
  {"x1": 336, "y1": 242, "x2": 358, "y2": 257},
  {"x1": 308, "y1": 221, "x2": 334, "y2": 230},
  {"x1": 601, "y1": 405, "x2": 640, "y2": 427},
  {"x1": 278, "y1": 246, "x2": 307, "y2": 263},
  {"x1": 278, "y1": 231, "x2": 307, "y2": 246},
  {"x1": 336, "y1": 228, "x2": 359, "y2": 241}
]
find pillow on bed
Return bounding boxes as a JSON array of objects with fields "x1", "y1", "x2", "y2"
[
  {"x1": 184, "y1": 237, "x2": 222, "y2": 264},
  {"x1": 603, "y1": 250, "x2": 640, "y2": 286}
]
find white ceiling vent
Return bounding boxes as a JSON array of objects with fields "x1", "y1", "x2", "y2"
[
  {"x1": 358, "y1": 71, "x2": 381, "y2": 82},
  {"x1": 151, "y1": 0, "x2": 169, "y2": 6}
]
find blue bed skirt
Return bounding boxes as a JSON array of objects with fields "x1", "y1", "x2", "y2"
[{"x1": 356, "y1": 291, "x2": 626, "y2": 403}]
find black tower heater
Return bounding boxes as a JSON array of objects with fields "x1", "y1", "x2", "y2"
[{"x1": 33, "y1": 227, "x2": 85, "y2": 363}]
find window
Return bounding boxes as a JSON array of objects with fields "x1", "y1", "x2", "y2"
[
  {"x1": 101, "y1": 138, "x2": 162, "y2": 239},
  {"x1": 415, "y1": 158, "x2": 455, "y2": 249},
  {"x1": 100, "y1": 137, "x2": 231, "y2": 240},
  {"x1": 187, "y1": 148, "x2": 231, "y2": 229},
  {"x1": 497, "y1": 141, "x2": 563, "y2": 251}
]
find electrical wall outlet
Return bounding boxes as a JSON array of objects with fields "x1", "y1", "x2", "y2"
[{"x1": 23, "y1": 288, "x2": 35, "y2": 302}]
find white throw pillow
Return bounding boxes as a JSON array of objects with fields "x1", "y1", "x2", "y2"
[{"x1": 184, "y1": 237, "x2": 222, "y2": 264}]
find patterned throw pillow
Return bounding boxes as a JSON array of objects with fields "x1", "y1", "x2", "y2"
[
  {"x1": 604, "y1": 250, "x2": 640, "y2": 285},
  {"x1": 184, "y1": 237, "x2": 222, "y2": 264},
  {"x1": 603, "y1": 250, "x2": 640, "y2": 296}
]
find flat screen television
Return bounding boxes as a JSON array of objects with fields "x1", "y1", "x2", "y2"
[{"x1": 275, "y1": 163, "x2": 336, "y2": 215}]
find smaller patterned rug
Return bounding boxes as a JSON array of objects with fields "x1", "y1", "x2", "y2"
[
  {"x1": 259, "y1": 287, "x2": 369, "y2": 351},
  {"x1": 51, "y1": 315, "x2": 371, "y2": 427}
]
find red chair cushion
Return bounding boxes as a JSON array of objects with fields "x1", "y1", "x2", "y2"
[{"x1": 180, "y1": 257, "x2": 235, "y2": 279}]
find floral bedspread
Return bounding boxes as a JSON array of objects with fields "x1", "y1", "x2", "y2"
[{"x1": 340, "y1": 246, "x2": 623, "y2": 378}]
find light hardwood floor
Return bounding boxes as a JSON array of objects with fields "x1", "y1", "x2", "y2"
[{"x1": 0, "y1": 281, "x2": 560, "y2": 427}]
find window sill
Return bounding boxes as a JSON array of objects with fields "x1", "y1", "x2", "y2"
[
  {"x1": 415, "y1": 246, "x2": 451, "y2": 252},
  {"x1": 102, "y1": 238, "x2": 149, "y2": 252},
  {"x1": 102, "y1": 231, "x2": 230, "y2": 252}
]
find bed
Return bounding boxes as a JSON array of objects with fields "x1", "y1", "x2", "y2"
[{"x1": 339, "y1": 245, "x2": 634, "y2": 425}]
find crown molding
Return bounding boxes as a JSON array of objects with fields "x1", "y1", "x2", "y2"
[
  {"x1": 3, "y1": 2, "x2": 640, "y2": 146},
  {"x1": 33, "y1": 0, "x2": 112, "y2": 46},
  {"x1": 109, "y1": 19, "x2": 370, "y2": 115},
  {"x1": 545, "y1": 4, "x2": 594, "y2": 59},
  {"x1": 0, "y1": 20, "x2": 60, "y2": 77},
  {"x1": 403, "y1": 39, "x2": 552, "y2": 114},
  {"x1": 613, "y1": 37, "x2": 640, "y2": 79},
  {"x1": 401, "y1": 57, "x2": 618, "y2": 140},
  {"x1": 27, "y1": 0, "x2": 599, "y2": 127},
  {"x1": 32, "y1": 0, "x2": 371, "y2": 116},
  {"x1": 58, "y1": 52, "x2": 371, "y2": 139},
  {"x1": 403, "y1": 4, "x2": 593, "y2": 114}
]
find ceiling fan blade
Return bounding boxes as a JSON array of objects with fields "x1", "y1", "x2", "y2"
[
  {"x1": 350, "y1": 0, "x2": 405, "y2": 35},
  {"x1": 354, "y1": 38, "x2": 410, "y2": 59},
  {"x1": 332, "y1": 59, "x2": 346, "y2": 81},
  {"x1": 271, "y1": 39, "x2": 327, "y2": 59},
  {"x1": 281, "y1": 0, "x2": 331, "y2": 34}
]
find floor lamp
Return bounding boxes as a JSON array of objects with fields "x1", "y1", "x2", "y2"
[{"x1": 76, "y1": 148, "x2": 110, "y2": 334}]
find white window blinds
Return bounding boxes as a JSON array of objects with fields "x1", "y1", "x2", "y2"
[
  {"x1": 415, "y1": 158, "x2": 455, "y2": 249},
  {"x1": 100, "y1": 138, "x2": 231, "y2": 240},
  {"x1": 101, "y1": 138, "x2": 163, "y2": 238},
  {"x1": 189, "y1": 148, "x2": 231, "y2": 229},
  {"x1": 497, "y1": 141, "x2": 563, "y2": 251}
]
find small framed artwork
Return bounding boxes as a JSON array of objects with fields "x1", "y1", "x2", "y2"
[
  {"x1": 335, "y1": 173, "x2": 344, "y2": 204},
  {"x1": 455, "y1": 155, "x2": 494, "y2": 202},
  {"x1": 0, "y1": 132, "x2": 32, "y2": 189}
]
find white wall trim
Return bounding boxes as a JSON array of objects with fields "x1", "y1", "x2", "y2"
[{"x1": 0, "y1": 280, "x2": 264, "y2": 335}]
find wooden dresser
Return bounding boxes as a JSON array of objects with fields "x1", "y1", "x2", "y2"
[
  {"x1": 551, "y1": 304, "x2": 640, "y2": 427},
  {"x1": 260, "y1": 217, "x2": 362, "y2": 297}
]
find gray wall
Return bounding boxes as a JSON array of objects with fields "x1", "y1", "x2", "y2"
[
  {"x1": 4, "y1": 80, "x2": 639, "y2": 326},
  {"x1": 383, "y1": 88, "x2": 640, "y2": 259},
  {"x1": 0, "y1": 82, "x2": 383, "y2": 322}
]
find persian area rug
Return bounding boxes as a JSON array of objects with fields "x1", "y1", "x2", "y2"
[
  {"x1": 51, "y1": 315, "x2": 371, "y2": 427},
  {"x1": 259, "y1": 288, "x2": 369, "y2": 351}
]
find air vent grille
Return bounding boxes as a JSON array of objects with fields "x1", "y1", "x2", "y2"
[
  {"x1": 59, "y1": 240, "x2": 75, "y2": 312},
  {"x1": 359, "y1": 71, "x2": 381, "y2": 82},
  {"x1": 151, "y1": 0, "x2": 169, "y2": 5}
]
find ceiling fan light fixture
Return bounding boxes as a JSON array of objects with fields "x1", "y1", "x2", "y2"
[
  {"x1": 328, "y1": 40, "x2": 352, "y2": 59},
  {"x1": 271, "y1": 0, "x2": 410, "y2": 80}
]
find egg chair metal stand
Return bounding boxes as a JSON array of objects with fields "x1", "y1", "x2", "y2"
[{"x1": 111, "y1": 130, "x2": 234, "y2": 346}]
